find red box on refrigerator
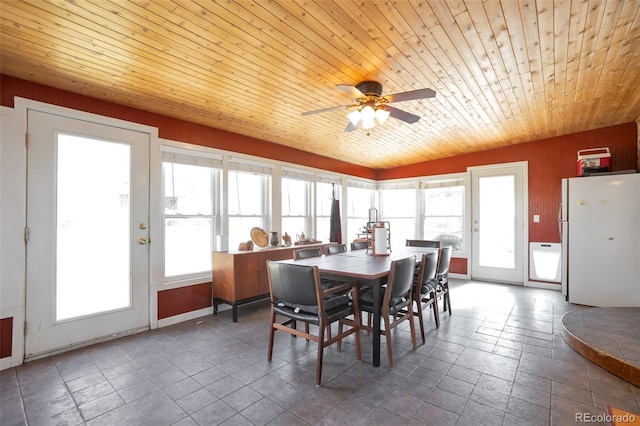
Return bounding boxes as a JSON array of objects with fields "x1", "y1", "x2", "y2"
[{"x1": 576, "y1": 148, "x2": 611, "y2": 176}]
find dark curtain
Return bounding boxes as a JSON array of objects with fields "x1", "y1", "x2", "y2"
[{"x1": 329, "y1": 185, "x2": 342, "y2": 243}]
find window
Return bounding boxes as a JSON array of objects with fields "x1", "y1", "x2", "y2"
[
  {"x1": 163, "y1": 152, "x2": 220, "y2": 278},
  {"x1": 380, "y1": 187, "x2": 416, "y2": 249},
  {"x1": 316, "y1": 179, "x2": 341, "y2": 242},
  {"x1": 421, "y1": 178, "x2": 465, "y2": 252},
  {"x1": 281, "y1": 168, "x2": 313, "y2": 240},
  {"x1": 228, "y1": 162, "x2": 271, "y2": 249},
  {"x1": 346, "y1": 182, "x2": 376, "y2": 242}
]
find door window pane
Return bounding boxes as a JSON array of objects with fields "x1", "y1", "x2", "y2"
[
  {"x1": 56, "y1": 134, "x2": 131, "y2": 321},
  {"x1": 478, "y1": 175, "x2": 515, "y2": 268}
]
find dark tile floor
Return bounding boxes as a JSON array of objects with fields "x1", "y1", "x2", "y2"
[{"x1": 1, "y1": 280, "x2": 639, "y2": 425}]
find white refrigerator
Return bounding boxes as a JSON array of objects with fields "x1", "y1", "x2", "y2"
[{"x1": 560, "y1": 173, "x2": 640, "y2": 307}]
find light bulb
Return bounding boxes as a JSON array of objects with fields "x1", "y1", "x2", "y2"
[
  {"x1": 347, "y1": 109, "x2": 361, "y2": 126},
  {"x1": 361, "y1": 106, "x2": 375, "y2": 121},
  {"x1": 375, "y1": 108, "x2": 390, "y2": 124},
  {"x1": 360, "y1": 106, "x2": 376, "y2": 129}
]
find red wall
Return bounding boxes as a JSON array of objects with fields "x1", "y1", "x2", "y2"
[
  {"x1": 158, "y1": 283, "x2": 212, "y2": 320},
  {"x1": 0, "y1": 318, "x2": 12, "y2": 358}
]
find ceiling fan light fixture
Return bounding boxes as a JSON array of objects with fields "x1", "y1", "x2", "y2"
[
  {"x1": 347, "y1": 109, "x2": 361, "y2": 126},
  {"x1": 360, "y1": 106, "x2": 376, "y2": 129},
  {"x1": 375, "y1": 108, "x2": 390, "y2": 124}
]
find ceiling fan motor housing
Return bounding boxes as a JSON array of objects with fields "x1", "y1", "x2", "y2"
[{"x1": 356, "y1": 81, "x2": 383, "y2": 97}]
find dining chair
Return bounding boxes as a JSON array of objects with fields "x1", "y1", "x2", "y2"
[
  {"x1": 293, "y1": 247, "x2": 323, "y2": 259},
  {"x1": 326, "y1": 243, "x2": 347, "y2": 254},
  {"x1": 405, "y1": 239, "x2": 441, "y2": 248},
  {"x1": 435, "y1": 246, "x2": 453, "y2": 314},
  {"x1": 266, "y1": 261, "x2": 361, "y2": 386},
  {"x1": 350, "y1": 240, "x2": 369, "y2": 250},
  {"x1": 355, "y1": 256, "x2": 417, "y2": 368},
  {"x1": 411, "y1": 251, "x2": 439, "y2": 343}
]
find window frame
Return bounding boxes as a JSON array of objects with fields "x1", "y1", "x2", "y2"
[
  {"x1": 160, "y1": 147, "x2": 222, "y2": 284},
  {"x1": 281, "y1": 167, "x2": 314, "y2": 240},
  {"x1": 418, "y1": 173, "x2": 469, "y2": 255},
  {"x1": 227, "y1": 158, "x2": 273, "y2": 250},
  {"x1": 378, "y1": 179, "x2": 419, "y2": 249},
  {"x1": 346, "y1": 179, "x2": 377, "y2": 243}
]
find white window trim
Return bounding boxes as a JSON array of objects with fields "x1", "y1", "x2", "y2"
[
  {"x1": 160, "y1": 145, "x2": 221, "y2": 285},
  {"x1": 418, "y1": 172, "x2": 470, "y2": 257}
]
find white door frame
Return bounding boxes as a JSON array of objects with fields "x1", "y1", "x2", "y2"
[
  {"x1": 468, "y1": 161, "x2": 529, "y2": 285},
  {"x1": 17, "y1": 98, "x2": 158, "y2": 361}
]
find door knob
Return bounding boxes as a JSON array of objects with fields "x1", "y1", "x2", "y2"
[{"x1": 138, "y1": 237, "x2": 149, "y2": 245}]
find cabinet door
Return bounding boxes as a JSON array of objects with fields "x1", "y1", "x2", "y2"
[{"x1": 235, "y1": 253, "x2": 261, "y2": 300}]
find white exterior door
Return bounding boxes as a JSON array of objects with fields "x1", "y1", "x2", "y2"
[
  {"x1": 25, "y1": 110, "x2": 150, "y2": 359},
  {"x1": 471, "y1": 164, "x2": 526, "y2": 284}
]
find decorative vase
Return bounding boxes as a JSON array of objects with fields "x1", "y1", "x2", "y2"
[{"x1": 270, "y1": 231, "x2": 279, "y2": 246}]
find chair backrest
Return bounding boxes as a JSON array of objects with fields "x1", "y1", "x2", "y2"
[
  {"x1": 266, "y1": 261, "x2": 319, "y2": 306},
  {"x1": 293, "y1": 247, "x2": 323, "y2": 259},
  {"x1": 326, "y1": 244, "x2": 347, "y2": 254},
  {"x1": 437, "y1": 246, "x2": 453, "y2": 276},
  {"x1": 350, "y1": 241, "x2": 369, "y2": 250},
  {"x1": 419, "y1": 251, "x2": 439, "y2": 286},
  {"x1": 406, "y1": 239, "x2": 441, "y2": 248},
  {"x1": 387, "y1": 256, "x2": 416, "y2": 299}
]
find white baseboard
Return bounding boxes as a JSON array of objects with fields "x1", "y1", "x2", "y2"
[
  {"x1": 0, "y1": 357, "x2": 14, "y2": 371},
  {"x1": 526, "y1": 280, "x2": 562, "y2": 290}
]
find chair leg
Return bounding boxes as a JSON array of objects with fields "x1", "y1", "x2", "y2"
[
  {"x1": 353, "y1": 311, "x2": 362, "y2": 361},
  {"x1": 316, "y1": 320, "x2": 326, "y2": 386},
  {"x1": 407, "y1": 303, "x2": 417, "y2": 350},
  {"x1": 415, "y1": 299, "x2": 426, "y2": 344},
  {"x1": 443, "y1": 285, "x2": 451, "y2": 315},
  {"x1": 431, "y1": 291, "x2": 440, "y2": 328},
  {"x1": 305, "y1": 323, "x2": 310, "y2": 342},
  {"x1": 267, "y1": 311, "x2": 276, "y2": 361},
  {"x1": 383, "y1": 315, "x2": 394, "y2": 369}
]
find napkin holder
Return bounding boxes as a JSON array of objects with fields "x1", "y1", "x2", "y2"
[{"x1": 371, "y1": 222, "x2": 390, "y2": 256}]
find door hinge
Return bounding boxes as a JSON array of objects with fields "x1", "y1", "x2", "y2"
[
  {"x1": 24, "y1": 227, "x2": 30, "y2": 242},
  {"x1": 25, "y1": 133, "x2": 30, "y2": 148}
]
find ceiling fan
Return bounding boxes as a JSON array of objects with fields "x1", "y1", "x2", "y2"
[{"x1": 301, "y1": 81, "x2": 436, "y2": 132}]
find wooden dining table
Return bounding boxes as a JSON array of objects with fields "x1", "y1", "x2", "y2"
[{"x1": 276, "y1": 246, "x2": 437, "y2": 367}]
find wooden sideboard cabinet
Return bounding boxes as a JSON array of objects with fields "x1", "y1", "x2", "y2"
[{"x1": 212, "y1": 243, "x2": 332, "y2": 322}]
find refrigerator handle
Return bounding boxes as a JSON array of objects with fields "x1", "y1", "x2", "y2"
[{"x1": 558, "y1": 203, "x2": 564, "y2": 241}]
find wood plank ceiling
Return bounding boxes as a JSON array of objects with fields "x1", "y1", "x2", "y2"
[{"x1": 1, "y1": 0, "x2": 639, "y2": 169}]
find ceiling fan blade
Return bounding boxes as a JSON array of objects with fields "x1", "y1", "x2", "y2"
[
  {"x1": 336, "y1": 84, "x2": 365, "y2": 99},
  {"x1": 386, "y1": 105, "x2": 421, "y2": 124},
  {"x1": 344, "y1": 121, "x2": 358, "y2": 132},
  {"x1": 301, "y1": 105, "x2": 348, "y2": 116},
  {"x1": 384, "y1": 88, "x2": 436, "y2": 103}
]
